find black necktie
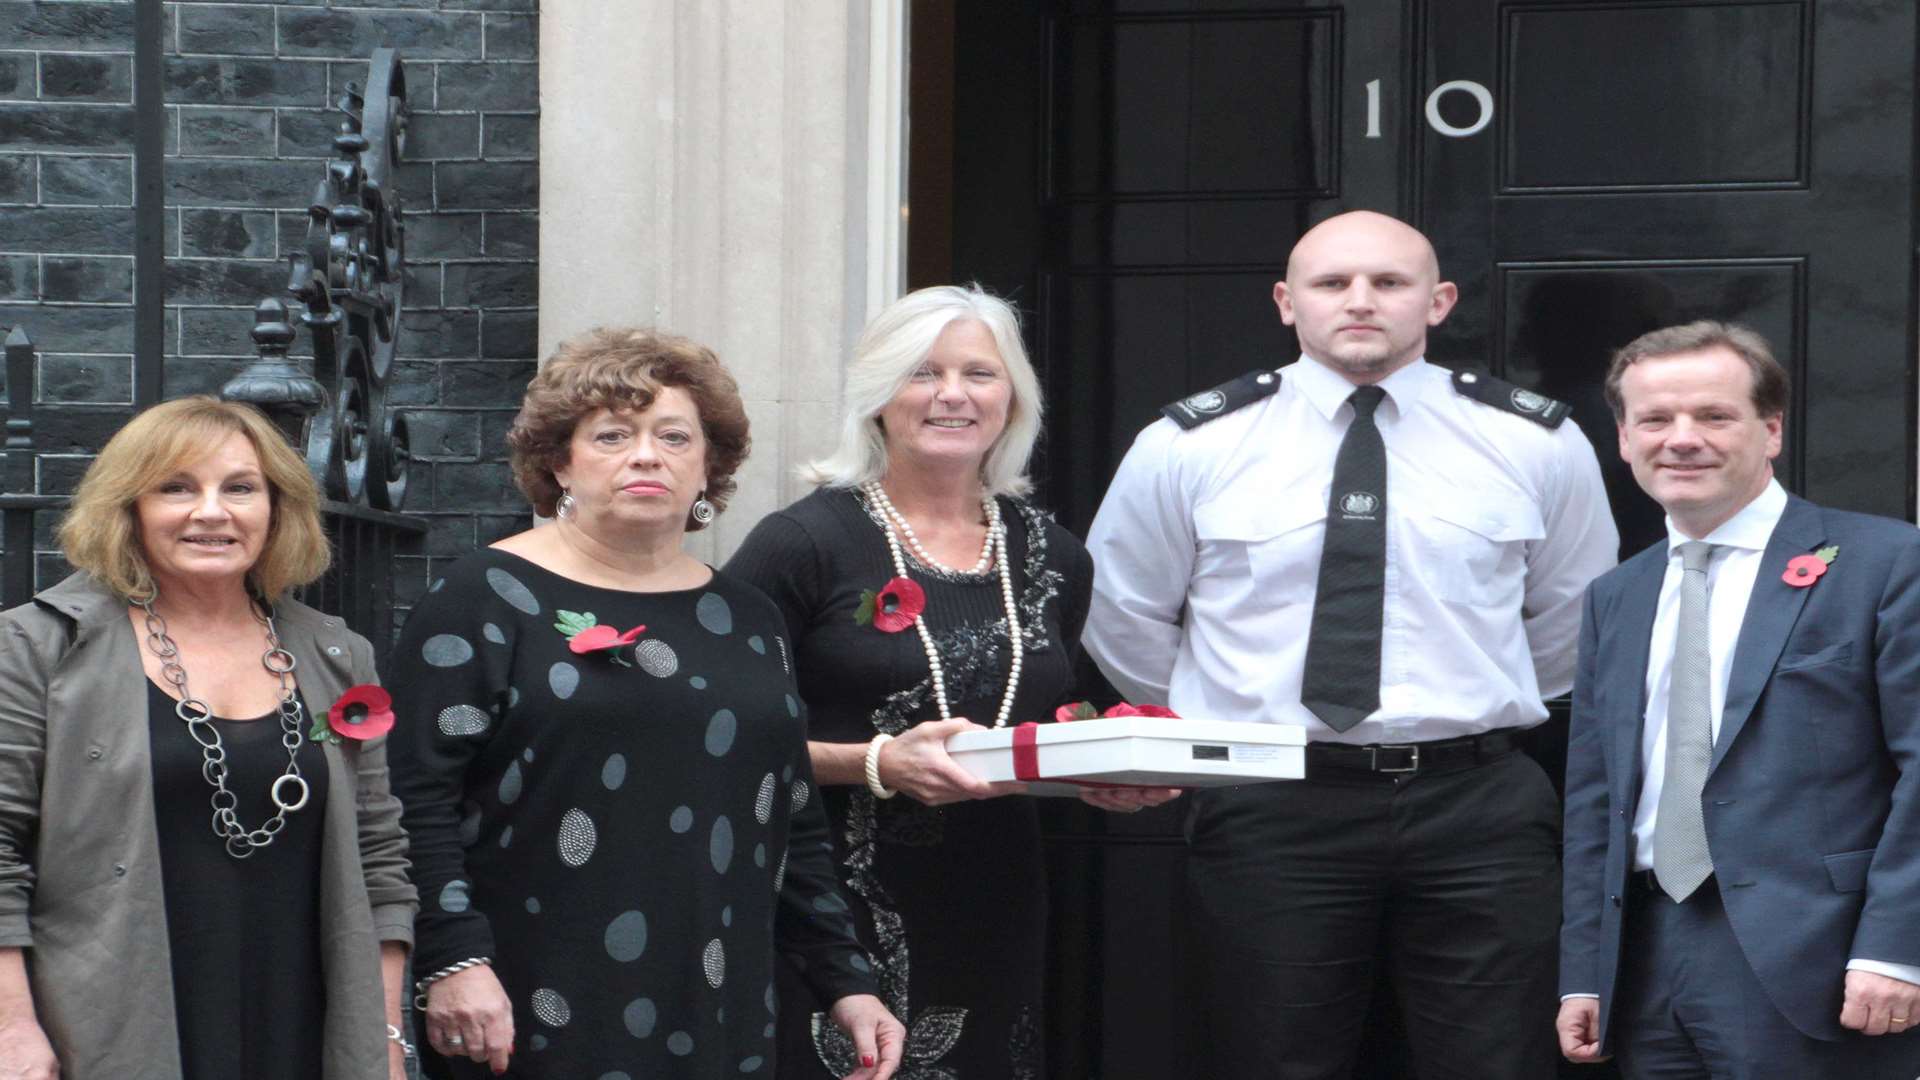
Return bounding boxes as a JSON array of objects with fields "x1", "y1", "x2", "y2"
[{"x1": 1301, "y1": 384, "x2": 1387, "y2": 733}]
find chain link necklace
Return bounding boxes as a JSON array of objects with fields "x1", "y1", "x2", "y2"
[
  {"x1": 860, "y1": 481, "x2": 1025, "y2": 727},
  {"x1": 138, "y1": 596, "x2": 311, "y2": 859}
]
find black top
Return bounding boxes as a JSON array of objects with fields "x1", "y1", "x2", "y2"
[
  {"x1": 388, "y1": 550, "x2": 874, "y2": 1080},
  {"x1": 725, "y1": 488, "x2": 1095, "y2": 1080},
  {"x1": 148, "y1": 679, "x2": 329, "y2": 1080}
]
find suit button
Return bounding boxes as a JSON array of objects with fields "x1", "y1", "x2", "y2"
[
  {"x1": 86, "y1": 746, "x2": 103, "y2": 760},
  {"x1": 327, "y1": 645, "x2": 343, "y2": 656},
  {"x1": 112, "y1": 863, "x2": 125, "y2": 876}
]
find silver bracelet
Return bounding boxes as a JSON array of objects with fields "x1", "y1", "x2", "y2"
[
  {"x1": 413, "y1": 955, "x2": 492, "y2": 1009},
  {"x1": 864, "y1": 733, "x2": 897, "y2": 799},
  {"x1": 387, "y1": 1022, "x2": 416, "y2": 1059}
]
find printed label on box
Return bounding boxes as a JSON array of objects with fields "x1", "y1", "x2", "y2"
[{"x1": 1228, "y1": 745, "x2": 1281, "y2": 764}]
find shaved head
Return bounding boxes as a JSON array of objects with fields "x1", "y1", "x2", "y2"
[{"x1": 1275, "y1": 211, "x2": 1456, "y2": 382}]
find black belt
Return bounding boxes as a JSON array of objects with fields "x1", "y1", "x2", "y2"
[{"x1": 1306, "y1": 731, "x2": 1518, "y2": 777}]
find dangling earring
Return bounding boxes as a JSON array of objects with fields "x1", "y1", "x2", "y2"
[
  {"x1": 555, "y1": 488, "x2": 578, "y2": 521},
  {"x1": 690, "y1": 490, "x2": 717, "y2": 526}
]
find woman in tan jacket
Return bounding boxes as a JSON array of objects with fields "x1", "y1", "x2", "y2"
[{"x1": 0, "y1": 397, "x2": 416, "y2": 1080}]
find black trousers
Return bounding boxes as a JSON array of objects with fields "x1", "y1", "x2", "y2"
[{"x1": 1186, "y1": 749, "x2": 1562, "y2": 1080}]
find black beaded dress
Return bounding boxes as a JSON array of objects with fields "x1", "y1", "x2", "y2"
[
  {"x1": 148, "y1": 680, "x2": 328, "y2": 1080},
  {"x1": 725, "y1": 488, "x2": 1095, "y2": 1080},
  {"x1": 388, "y1": 551, "x2": 876, "y2": 1080}
]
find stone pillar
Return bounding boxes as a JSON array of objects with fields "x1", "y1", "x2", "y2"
[{"x1": 540, "y1": 1, "x2": 905, "y2": 560}]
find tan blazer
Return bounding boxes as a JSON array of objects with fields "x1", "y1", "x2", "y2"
[{"x1": 0, "y1": 572, "x2": 416, "y2": 1080}]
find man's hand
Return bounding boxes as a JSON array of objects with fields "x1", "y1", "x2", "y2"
[
  {"x1": 1839, "y1": 969, "x2": 1920, "y2": 1036},
  {"x1": 1555, "y1": 998, "x2": 1609, "y2": 1063}
]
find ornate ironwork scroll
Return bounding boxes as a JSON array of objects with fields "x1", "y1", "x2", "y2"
[{"x1": 223, "y1": 48, "x2": 412, "y2": 512}]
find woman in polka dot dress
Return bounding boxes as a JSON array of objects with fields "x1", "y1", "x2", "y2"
[{"x1": 389, "y1": 329, "x2": 903, "y2": 1080}]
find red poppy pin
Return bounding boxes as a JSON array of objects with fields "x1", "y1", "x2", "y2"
[
  {"x1": 555, "y1": 610, "x2": 647, "y2": 665},
  {"x1": 312, "y1": 684, "x2": 395, "y2": 744},
  {"x1": 1054, "y1": 700, "x2": 1181, "y2": 722},
  {"x1": 854, "y1": 576, "x2": 926, "y2": 633},
  {"x1": 1782, "y1": 545, "x2": 1838, "y2": 588}
]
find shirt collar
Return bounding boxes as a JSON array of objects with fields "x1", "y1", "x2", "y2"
[
  {"x1": 1664, "y1": 478, "x2": 1787, "y2": 556},
  {"x1": 1288, "y1": 354, "x2": 1438, "y2": 422}
]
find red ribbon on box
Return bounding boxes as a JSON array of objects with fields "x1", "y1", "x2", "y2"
[{"x1": 1010, "y1": 721, "x2": 1143, "y2": 790}]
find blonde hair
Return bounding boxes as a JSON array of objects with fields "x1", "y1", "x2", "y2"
[
  {"x1": 58, "y1": 397, "x2": 330, "y2": 601},
  {"x1": 804, "y1": 284, "x2": 1043, "y2": 496}
]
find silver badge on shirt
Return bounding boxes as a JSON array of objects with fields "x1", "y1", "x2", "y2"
[{"x1": 1509, "y1": 388, "x2": 1550, "y2": 414}]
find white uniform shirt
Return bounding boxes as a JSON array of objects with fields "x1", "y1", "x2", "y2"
[
  {"x1": 1627, "y1": 479, "x2": 1920, "y2": 987},
  {"x1": 1084, "y1": 355, "x2": 1619, "y2": 745}
]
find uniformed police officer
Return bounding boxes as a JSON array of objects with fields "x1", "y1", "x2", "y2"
[{"x1": 1084, "y1": 210, "x2": 1619, "y2": 1078}]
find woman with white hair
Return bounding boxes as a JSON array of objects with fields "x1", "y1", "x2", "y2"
[{"x1": 726, "y1": 285, "x2": 1173, "y2": 1078}]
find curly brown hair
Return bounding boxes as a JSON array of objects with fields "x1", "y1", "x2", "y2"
[{"x1": 506, "y1": 327, "x2": 751, "y2": 530}]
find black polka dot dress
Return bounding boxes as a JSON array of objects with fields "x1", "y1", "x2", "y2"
[{"x1": 389, "y1": 550, "x2": 876, "y2": 1080}]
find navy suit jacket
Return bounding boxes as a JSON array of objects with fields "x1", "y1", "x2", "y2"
[{"x1": 1560, "y1": 495, "x2": 1920, "y2": 1045}]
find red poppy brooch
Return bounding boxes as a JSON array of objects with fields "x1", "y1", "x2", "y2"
[
  {"x1": 313, "y1": 684, "x2": 395, "y2": 743},
  {"x1": 854, "y1": 576, "x2": 926, "y2": 633},
  {"x1": 555, "y1": 609, "x2": 647, "y2": 665},
  {"x1": 1782, "y1": 546, "x2": 1838, "y2": 588},
  {"x1": 1054, "y1": 701, "x2": 1181, "y2": 722}
]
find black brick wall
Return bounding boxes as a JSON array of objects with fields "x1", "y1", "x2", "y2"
[{"x1": 0, "y1": 0, "x2": 539, "y2": 621}]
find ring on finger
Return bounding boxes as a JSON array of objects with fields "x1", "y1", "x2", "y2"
[{"x1": 447, "y1": 1033, "x2": 466, "y2": 1046}]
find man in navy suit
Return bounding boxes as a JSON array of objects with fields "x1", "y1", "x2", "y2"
[{"x1": 1557, "y1": 321, "x2": 1920, "y2": 1077}]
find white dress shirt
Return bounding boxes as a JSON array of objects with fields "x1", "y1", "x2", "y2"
[
  {"x1": 1084, "y1": 356, "x2": 1619, "y2": 745},
  {"x1": 1628, "y1": 479, "x2": 1920, "y2": 987}
]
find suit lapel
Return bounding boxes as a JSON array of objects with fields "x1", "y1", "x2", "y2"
[
  {"x1": 1612, "y1": 546, "x2": 1669, "y2": 805},
  {"x1": 1711, "y1": 496, "x2": 1824, "y2": 773}
]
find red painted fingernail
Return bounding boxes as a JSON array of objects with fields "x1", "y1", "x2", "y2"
[{"x1": 861, "y1": 1054, "x2": 875, "y2": 1068}]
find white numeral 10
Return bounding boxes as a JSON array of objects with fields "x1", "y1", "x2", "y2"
[{"x1": 1364, "y1": 79, "x2": 1495, "y2": 139}]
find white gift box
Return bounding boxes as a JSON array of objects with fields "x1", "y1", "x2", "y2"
[{"x1": 945, "y1": 716, "x2": 1306, "y2": 795}]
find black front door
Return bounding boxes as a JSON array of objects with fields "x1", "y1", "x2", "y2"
[{"x1": 928, "y1": 2, "x2": 1917, "y2": 1076}]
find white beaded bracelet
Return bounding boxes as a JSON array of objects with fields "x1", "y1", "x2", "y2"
[{"x1": 864, "y1": 733, "x2": 897, "y2": 799}]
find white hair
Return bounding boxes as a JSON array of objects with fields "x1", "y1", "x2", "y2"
[{"x1": 805, "y1": 284, "x2": 1043, "y2": 496}]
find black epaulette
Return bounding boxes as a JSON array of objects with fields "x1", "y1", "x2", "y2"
[
  {"x1": 1160, "y1": 369, "x2": 1282, "y2": 430},
  {"x1": 1450, "y1": 369, "x2": 1571, "y2": 429}
]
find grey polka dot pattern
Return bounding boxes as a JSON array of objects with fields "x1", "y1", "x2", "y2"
[
  {"x1": 438, "y1": 879, "x2": 471, "y2": 913},
  {"x1": 531, "y1": 987, "x2": 571, "y2": 1027},
  {"x1": 722, "y1": 905, "x2": 732, "y2": 927},
  {"x1": 634, "y1": 638, "x2": 679, "y2": 677},
  {"x1": 747, "y1": 635, "x2": 765, "y2": 654},
  {"x1": 499, "y1": 825, "x2": 514, "y2": 848},
  {"x1": 753, "y1": 842, "x2": 766, "y2": 869},
  {"x1": 623, "y1": 997, "x2": 658, "y2": 1038},
  {"x1": 558, "y1": 807, "x2": 597, "y2": 867},
  {"x1": 602, "y1": 753, "x2": 628, "y2": 791},
  {"x1": 789, "y1": 779, "x2": 810, "y2": 813},
  {"x1": 422, "y1": 634, "x2": 474, "y2": 667},
  {"x1": 499, "y1": 761, "x2": 525, "y2": 804},
  {"x1": 429, "y1": 577, "x2": 444, "y2": 592},
  {"x1": 549, "y1": 661, "x2": 580, "y2": 700},
  {"x1": 508, "y1": 686, "x2": 521, "y2": 708},
  {"x1": 667, "y1": 1031, "x2": 694, "y2": 1056},
  {"x1": 784, "y1": 694, "x2": 799, "y2": 718},
  {"x1": 530, "y1": 1035, "x2": 548, "y2": 1051},
  {"x1": 525, "y1": 897, "x2": 541, "y2": 913},
  {"x1": 438, "y1": 703, "x2": 490, "y2": 737},
  {"x1": 604, "y1": 910, "x2": 648, "y2": 962},
  {"x1": 457, "y1": 801, "x2": 483, "y2": 846},
  {"x1": 705, "y1": 709, "x2": 737, "y2": 756},
  {"x1": 599, "y1": 1073, "x2": 632, "y2": 1080},
  {"x1": 772, "y1": 849, "x2": 788, "y2": 893},
  {"x1": 753, "y1": 774, "x2": 776, "y2": 824},
  {"x1": 702, "y1": 938, "x2": 726, "y2": 987},
  {"x1": 710, "y1": 815, "x2": 733, "y2": 874},
  {"x1": 523, "y1": 747, "x2": 534, "y2": 762},
  {"x1": 696, "y1": 592, "x2": 733, "y2": 634},
  {"x1": 848, "y1": 952, "x2": 871, "y2": 973},
  {"x1": 776, "y1": 634, "x2": 790, "y2": 674},
  {"x1": 813, "y1": 892, "x2": 848, "y2": 914},
  {"x1": 486, "y1": 566, "x2": 541, "y2": 614},
  {"x1": 689, "y1": 675, "x2": 708, "y2": 689},
  {"x1": 482, "y1": 621, "x2": 506, "y2": 644},
  {"x1": 669, "y1": 805, "x2": 694, "y2": 833},
  {"x1": 782, "y1": 763, "x2": 794, "y2": 783}
]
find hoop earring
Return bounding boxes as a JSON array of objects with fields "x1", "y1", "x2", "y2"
[
  {"x1": 690, "y1": 491, "x2": 717, "y2": 526},
  {"x1": 555, "y1": 490, "x2": 578, "y2": 521}
]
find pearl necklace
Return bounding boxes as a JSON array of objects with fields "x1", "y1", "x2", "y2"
[
  {"x1": 863, "y1": 481, "x2": 995, "y2": 575},
  {"x1": 861, "y1": 481, "x2": 1024, "y2": 727}
]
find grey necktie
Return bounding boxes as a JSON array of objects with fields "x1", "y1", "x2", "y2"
[{"x1": 1654, "y1": 540, "x2": 1717, "y2": 902}]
